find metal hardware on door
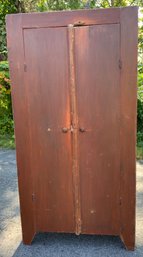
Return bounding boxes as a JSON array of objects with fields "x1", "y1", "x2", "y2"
[
  {"x1": 62, "y1": 125, "x2": 74, "y2": 133},
  {"x1": 73, "y1": 21, "x2": 85, "y2": 26},
  {"x1": 70, "y1": 125, "x2": 74, "y2": 133},
  {"x1": 79, "y1": 128, "x2": 85, "y2": 132},
  {"x1": 62, "y1": 127, "x2": 69, "y2": 133}
]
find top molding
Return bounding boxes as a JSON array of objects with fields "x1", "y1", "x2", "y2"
[{"x1": 6, "y1": 6, "x2": 138, "y2": 29}]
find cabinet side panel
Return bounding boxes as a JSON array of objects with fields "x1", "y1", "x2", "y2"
[
  {"x1": 120, "y1": 6, "x2": 138, "y2": 250},
  {"x1": 6, "y1": 15, "x2": 36, "y2": 244}
]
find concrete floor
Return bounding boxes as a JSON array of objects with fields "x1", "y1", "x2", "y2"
[{"x1": 0, "y1": 149, "x2": 143, "y2": 257}]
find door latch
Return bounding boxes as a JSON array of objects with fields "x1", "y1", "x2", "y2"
[
  {"x1": 62, "y1": 125, "x2": 74, "y2": 133},
  {"x1": 70, "y1": 125, "x2": 74, "y2": 133}
]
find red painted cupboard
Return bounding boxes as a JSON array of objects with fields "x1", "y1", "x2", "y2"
[{"x1": 6, "y1": 7, "x2": 138, "y2": 250}]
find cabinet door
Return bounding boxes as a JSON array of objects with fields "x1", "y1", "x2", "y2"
[
  {"x1": 23, "y1": 27, "x2": 75, "y2": 232},
  {"x1": 75, "y1": 24, "x2": 121, "y2": 234}
]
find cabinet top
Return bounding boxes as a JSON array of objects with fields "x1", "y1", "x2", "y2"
[{"x1": 6, "y1": 6, "x2": 138, "y2": 29}]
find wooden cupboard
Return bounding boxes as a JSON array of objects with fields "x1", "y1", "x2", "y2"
[{"x1": 6, "y1": 7, "x2": 138, "y2": 250}]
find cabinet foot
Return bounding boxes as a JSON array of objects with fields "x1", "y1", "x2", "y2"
[
  {"x1": 120, "y1": 233, "x2": 135, "y2": 251},
  {"x1": 22, "y1": 230, "x2": 36, "y2": 245}
]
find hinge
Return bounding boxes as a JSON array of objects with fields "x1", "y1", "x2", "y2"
[
  {"x1": 119, "y1": 59, "x2": 122, "y2": 69},
  {"x1": 32, "y1": 193, "x2": 36, "y2": 202},
  {"x1": 24, "y1": 63, "x2": 27, "y2": 72},
  {"x1": 119, "y1": 197, "x2": 122, "y2": 206},
  {"x1": 121, "y1": 224, "x2": 124, "y2": 233}
]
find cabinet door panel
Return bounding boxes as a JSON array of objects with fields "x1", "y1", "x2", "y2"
[
  {"x1": 24, "y1": 27, "x2": 75, "y2": 232},
  {"x1": 75, "y1": 24, "x2": 121, "y2": 234}
]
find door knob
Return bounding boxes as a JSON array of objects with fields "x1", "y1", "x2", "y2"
[
  {"x1": 62, "y1": 127, "x2": 69, "y2": 133},
  {"x1": 79, "y1": 127, "x2": 85, "y2": 132}
]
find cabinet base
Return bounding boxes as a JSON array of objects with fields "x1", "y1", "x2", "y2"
[{"x1": 22, "y1": 231, "x2": 135, "y2": 250}]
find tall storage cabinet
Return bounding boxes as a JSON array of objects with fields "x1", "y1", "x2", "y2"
[{"x1": 6, "y1": 7, "x2": 138, "y2": 250}]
